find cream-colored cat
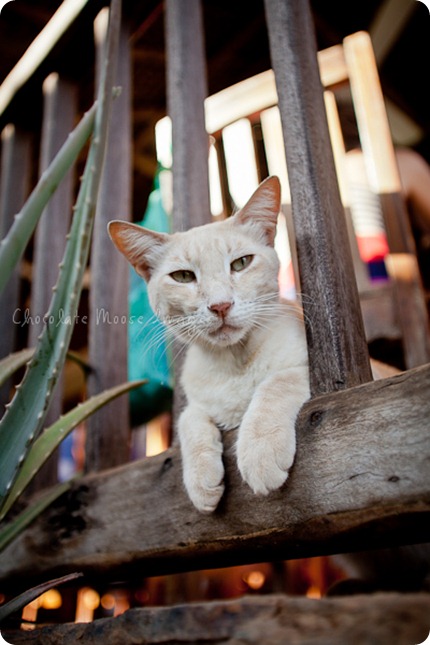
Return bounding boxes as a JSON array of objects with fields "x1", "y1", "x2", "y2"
[{"x1": 108, "y1": 176, "x2": 310, "y2": 512}]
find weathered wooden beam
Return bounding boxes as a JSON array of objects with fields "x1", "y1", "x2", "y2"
[
  {"x1": 30, "y1": 74, "x2": 77, "y2": 353},
  {"x1": 86, "y1": 13, "x2": 132, "y2": 472},
  {"x1": 5, "y1": 593, "x2": 430, "y2": 645},
  {"x1": 264, "y1": 0, "x2": 372, "y2": 395},
  {"x1": 28, "y1": 74, "x2": 77, "y2": 491},
  {"x1": 165, "y1": 0, "x2": 211, "y2": 232},
  {"x1": 0, "y1": 125, "x2": 31, "y2": 410},
  {"x1": 165, "y1": 0, "x2": 211, "y2": 422},
  {"x1": 0, "y1": 364, "x2": 429, "y2": 590}
]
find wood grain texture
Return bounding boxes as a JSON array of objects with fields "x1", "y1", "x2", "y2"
[
  {"x1": 5, "y1": 593, "x2": 430, "y2": 645},
  {"x1": 28, "y1": 76, "x2": 77, "y2": 490},
  {"x1": 1, "y1": 364, "x2": 429, "y2": 589},
  {"x1": 165, "y1": 0, "x2": 212, "y2": 423},
  {"x1": 30, "y1": 75, "x2": 77, "y2": 349},
  {"x1": 264, "y1": 0, "x2": 372, "y2": 395},
  {"x1": 165, "y1": 0, "x2": 211, "y2": 232},
  {"x1": 86, "y1": 20, "x2": 132, "y2": 472},
  {"x1": 0, "y1": 126, "x2": 31, "y2": 409}
]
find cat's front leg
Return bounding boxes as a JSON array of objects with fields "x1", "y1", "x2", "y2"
[
  {"x1": 237, "y1": 367, "x2": 309, "y2": 495},
  {"x1": 177, "y1": 404, "x2": 225, "y2": 513}
]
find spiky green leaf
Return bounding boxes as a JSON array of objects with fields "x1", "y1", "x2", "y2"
[
  {"x1": 0, "y1": 0, "x2": 122, "y2": 506},
  {"x1": 0, "y1": 379, "x2": 146, "y2": 521},
  {"x1": 0, "y1": 103, "x2": 96, "y2": 295},
  {"x1": 0, "y1": 348, "x2": 34, "y2": 389}
]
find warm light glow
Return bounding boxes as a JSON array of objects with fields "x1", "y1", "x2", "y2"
[
  {"x1": 75, "y1": 587, "x2": 100, "y2": 623},
  {"x1": 0, "y1": 0, "x2": 90, "y2": 116},
  {"x1": 146, "y1": 414, "x2": 170, "y2": 456},
  {"x1": 82, "y1": 588, "x2": 100, "y2": 611},
  {"x1": 21, "y1": 597, "x2": 41, "y2": 625},
  {"x1": 306, "y1": 585, "x2": 322, "y2": 599},
  {"x1": 243, "y1": 570, "x2": 266, "y2": 590},
  {"x1": 41, "y1": 588, "x2": 62, "y2": 610},
  {"x1": 101, "y1": 593, "x2": 116, "y2": 611}
]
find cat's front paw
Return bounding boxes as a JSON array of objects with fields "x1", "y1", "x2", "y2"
[
  {"x1": 183, "y1": 453, "x2": 225, "y2": 513},
  {"x1": 237, "y1": 427, "x2": 296, "y2": 495}
]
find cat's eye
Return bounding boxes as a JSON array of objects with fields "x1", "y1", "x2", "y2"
[
  {"x1": 231, "y1": 255, "x2": 253, "y2": 272},
  {"x1": 169, "y1": 269, "x2": 196, "y2": 283}
]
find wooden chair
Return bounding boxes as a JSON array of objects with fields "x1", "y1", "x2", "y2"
[{"x1": 200, "y1": 30, "x2": 430, "y2": 371}]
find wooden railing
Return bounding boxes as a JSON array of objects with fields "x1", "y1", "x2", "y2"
[{"x1": 0, "y1": 0, "x2": 429, "y2": 595}]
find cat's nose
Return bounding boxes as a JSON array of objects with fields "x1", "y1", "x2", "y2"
[{"x1": 208, "y1": 301, "x2": 233, "y2": 317}]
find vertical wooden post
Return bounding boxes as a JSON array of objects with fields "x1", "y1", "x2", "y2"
[
  {"x1": 0, "y1": 126, "x2": 31, "y2": 410},
  {"x1": 165, "y1": 0, "x2": 211, "y2": 426},
  {"x1": 165, "y1": 0, "x2": 210, "y2": 232},
  {"x1": 86, "y1": 11, "x2": 132, "y2": 472},
  {"x1": 30, "y1": 76, "x2": 76, "y2": 400},
  {"x1": 264, "y1": 0, "x2": 372, "y2": 396},
  {"x1": 27, "y1": 74, "x2": 77, "y2": 488}
]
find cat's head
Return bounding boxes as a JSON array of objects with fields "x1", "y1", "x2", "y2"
[{"x1": 108, "y1": 176, "x2": 281, "y2": 348}]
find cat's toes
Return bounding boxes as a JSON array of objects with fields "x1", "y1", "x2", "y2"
[
  {"x1": 183, "y1": 457, "x2": 225, "y2": 513},
  {"x1": 237, "y1": 434, "x2": 295, "y2": 495}
]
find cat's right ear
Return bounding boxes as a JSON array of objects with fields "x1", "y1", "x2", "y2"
[{"x1": 108, "y1": 220, "x2": 168, "y2": 281}]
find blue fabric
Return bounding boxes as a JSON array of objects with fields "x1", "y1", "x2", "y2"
[{"x1": 128, "y1": 179, "x2": 173, "y2": 425}]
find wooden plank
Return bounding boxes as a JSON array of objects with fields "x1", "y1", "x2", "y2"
[
  {"x1": 27, "y1": 74, "x2": 77, "y2": 490},
  {"x1": 5, "y1": 593, "x2": 430, "y2": 645},
  {"x1": 85, "y1": 15, "x2": 132, "y2": 471},
  {"x1": 343, "y1": 32, "x2": 404, "y2": 219},
  {"x1": 1, "y1": 364, "x2": 429, "y2": 589},
  {"x1": 0, "y1": 125, "x2": 31, "y2": 409},
  {"x1": 165, "y1": 0, "x2": 211, "y2": 231},
  {"x1": 317, "y1": 43, "x2": 348, "y2": 88},
  {"x1": 263, "y1": 0, "x2": 372, "y2": 395}
]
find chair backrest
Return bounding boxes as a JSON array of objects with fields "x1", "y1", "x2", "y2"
[{"x1": 162, "y1": 30, "x2": 429, "y2": 370}]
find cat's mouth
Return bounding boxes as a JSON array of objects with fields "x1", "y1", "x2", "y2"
[{"x1": 208, "y1": 322, "x2": 242, "y2": 338}]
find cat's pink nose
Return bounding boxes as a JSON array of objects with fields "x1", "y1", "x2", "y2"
[{"x1": 208, "y1": 301, "x2": 233, "y2": 317}]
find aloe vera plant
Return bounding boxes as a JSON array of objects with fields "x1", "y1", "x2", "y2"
[
  {"x1": 0, "y1": 103, "x2": 96, "y2": 295},
  {"x1": 0, "y1": 0, "x2": 128, "y2": 522}
]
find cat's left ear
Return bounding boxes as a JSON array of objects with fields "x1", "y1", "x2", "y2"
[{"x1": 235, "y1": 176, "x2": 281, "y2": 246}]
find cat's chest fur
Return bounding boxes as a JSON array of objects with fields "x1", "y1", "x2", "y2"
[{"x1": 181, "y1": 308, "x2": 307, "y2": 430}]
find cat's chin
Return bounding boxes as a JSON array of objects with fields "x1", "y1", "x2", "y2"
[{"x1": 205, "y1": 323, "x2": 248, "y2": 348}]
